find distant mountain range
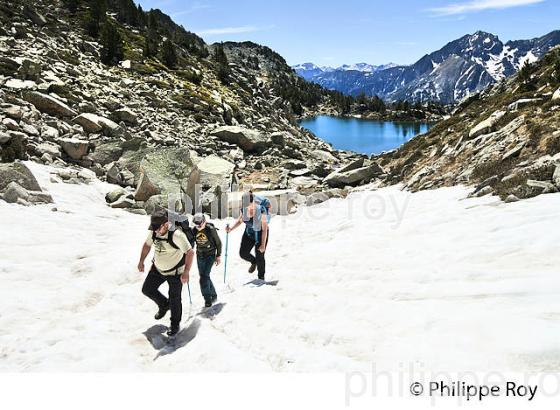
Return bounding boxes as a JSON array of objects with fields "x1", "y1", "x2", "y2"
[
  {"x1": 292, "y1": 62, "x2": 397, "y2": 81},
  {"x1": 292, "y1": 30, "x2": 560, "y2": 103}
]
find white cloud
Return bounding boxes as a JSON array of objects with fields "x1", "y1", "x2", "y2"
[
  {"x1": 171, "y1": 3, "x2": 211, "y2": 18},
  {"x1": 429, "y1": 0, "x2": 545, "y2": 16},
  {"x1": 197, "y1": 25, "x2": 275, "y2": 36}
]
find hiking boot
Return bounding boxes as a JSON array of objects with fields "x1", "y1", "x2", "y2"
[
  {"x1": 248, "y1": 263, "x2": 257, "y2": 273},
  {"x1": 205, "y1": 299, "x2": 213, "y2": 308},
  {"x1": 154, "y1": 305, "x2": 169, "y2": 320},
  {"x1": 167, "y1": 324, "x2": 179, "y2": 337}
]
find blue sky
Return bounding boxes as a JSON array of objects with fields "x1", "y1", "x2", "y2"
[{"x1": 136, "y1": 0, "x2": 559, "y2": 66}]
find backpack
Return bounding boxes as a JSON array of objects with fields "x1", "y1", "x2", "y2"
[{"x1": 152, "y1": 219, "x2": 196, "y2": 249}]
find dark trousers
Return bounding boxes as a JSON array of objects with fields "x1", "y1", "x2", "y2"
[
  {"x1": 197, "y1": 254, "x2": 217, "y2": 302},
  {"x1": 239, "y1": 230, "x2": 269, "y2": 280},
  {"x1": 142, "y1": 265, "x2": 183, "y2": 327}
]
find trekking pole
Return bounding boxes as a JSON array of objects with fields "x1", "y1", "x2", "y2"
[
  {"x1": 224, "y1": 224, "x2": 230, "y2": 284},
  {"x1": 187, "y1": 281, "x2": 192, "y2": 305}
]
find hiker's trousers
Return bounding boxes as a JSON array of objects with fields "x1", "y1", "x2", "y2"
[
  {"x1": 239, "y1": 229, "x2": 269, "y2": 280},
  {"x1": 142, "y1": 265, "x2": 183, "y2": 327},
  {"x1": 197, "y1": 254, "x2": 217, "y2": 302}
]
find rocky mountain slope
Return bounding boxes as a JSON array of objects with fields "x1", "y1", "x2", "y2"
[
  {"x1": 0, "y1": 0, "x2": 383, "y2": 214},
  {"x1": 381, "y1": 46, "x2": 560, "y2": 202},
  {"x1": 300, "y1": 31, "x2": 560, "y2": 103}
]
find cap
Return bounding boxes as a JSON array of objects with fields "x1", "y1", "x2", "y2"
[
  {"x1": 193, "y1": 213, "x2": 206, "y2": 226},
  {"x1": 150, "y1": 209, "x2": 168, "y2": 231}
]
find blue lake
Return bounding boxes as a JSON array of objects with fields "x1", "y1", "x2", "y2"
[{"x1": 299, "y1": 115, "x2": 432, "y2": 155}]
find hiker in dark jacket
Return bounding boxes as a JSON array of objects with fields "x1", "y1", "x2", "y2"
[
  {"x1": 138, "y1": 210, "x2": 194, "y2": 337},
  {"x1": 192, "y1": 213, "x2": 222, "y2": 307},
  {"x1": 226, "y1": 191, "x2": 269, "y2": 280}
]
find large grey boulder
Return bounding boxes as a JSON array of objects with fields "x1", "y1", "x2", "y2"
[
  {"x1": 0, "y1": 56, "x2": 20, "y2": 76},
  {"x1": 23, "y1": 4, "x2": 47, "y2": 26},
  {"x1": 89, "y1": 141, "x2": 123, "y2": 165},
  {"x1": 0, "y1": 162, "x2": 41, "y2": 192},
  {"x1": 23, "y1": 92, "x2": 77, "y2": 118},
  {"x1": 187, "y1": 155, "x2": 235, "y2": 214},
  {"x1": 3, "y1": 182, "x2": 30, "y2": 203},
  {"x1": 324, "y1": 162, "x2": 384, "y2": 188},
  {"x1": 211, "y1": 126, "x2": 268, "y2": 153},
  {"x1": 60, "y1": 138, "x2": 90, "y2": 160},
  {"x1": 310, "y1": 149, "x2": 338, "y2": 163},
  {"x1": 469, "y1": 110, "x2": 505, "y2": 138},
  {"x1": 111, "y1": 108, "x2": 138, "y2": 125},
  {"x1": 73, "y1": 113, "x2": 103, "y2": 133},
  {"x1": 134, "y1": 172, "x2": 160, "y2": 201},
  {"x1": 118, "y1": 148, "x2": 194, "y2": 202}
]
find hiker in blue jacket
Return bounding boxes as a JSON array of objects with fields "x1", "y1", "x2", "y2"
[{"x1": 226, "y1": 191, "x2": 270, "y2": 280}]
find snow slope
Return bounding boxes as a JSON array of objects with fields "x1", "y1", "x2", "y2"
[{"x1": 1, "y1": 162, "x2": 560, "y2": 372}]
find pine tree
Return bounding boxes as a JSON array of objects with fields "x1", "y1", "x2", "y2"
[
  {"x1": 518, "y1": 60, "x2": 535, "y2": 88},
  {"x1": 85, "y1": 0, "x2": 107, "y2": 37},
  {"x1": 100, "y1": 21, "x2": 124, "y2": 65},
  {"x1": 161, "y1": 39, "x2": 178, "y2": 68},
  {"x1": 143, "y1": 11, "x2": 159, "y2": 58},
  {"x1": 213, "y1": 43, "x2": 228, "y2": 65}
]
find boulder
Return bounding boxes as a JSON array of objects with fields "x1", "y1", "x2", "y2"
[
  {"x1": 126, "y1": 148, "x2": 195, "y2": 199},
  {"x1": 144, "y1": 194, "x2": 170, "y2": 214},
  {"x1": 89, "y1": 141, "x2": 123, "y2": 165},
  {"x1": 508, "y1": 98, "x2": 541, "y2": 111},
  {"x1": 23, "y1": 92, "x2": 77, "y2": 118},
  {"x1": 552, "y1": 88, "x2": 560, "y2": 101},
  {"x1": 36, "y1": 142, "x2": 61, "y2": 158},
  {"x1": 310, "y1": 149, "x2": 338, "y2": 163},
  {"x1": 3, "y1": 182, "x2": 29, "y2": 203},
  {"x1": 0, "y1": 162, "x2": 41, "y2": 192},
  {"x1": 0, "y1": 56, "x2": 20, "y2": 76},
  {"x1": 187, "y1": 155, "x2": 235, "y2": 214},
  {"x1": 111, "y1": 108, "x2": 138, "y2": 125},
  {"x1": 18, "y1": 59, "x2": 42, "y2": 81},
  {"x1": 527, "y1": 179, "x2": 558, "y2": 194},
  {"x1": 1, "y1": 104, "x2": 24, "y2": 120},
  {"x1": 134, "y1": 172, "x2": 160, "y2": 202},
  {"x1": 110, "y1": 196, "x2": 134, "y2": 209},
  {"x1": 73, "y1": 113, "x2": 103, "y2": 133},
  {"x1": 23, "y1": 4, "x2": 47, "y2": 26},
  {"x1": 1, "y1": 132, "x2": 28, "y2": 162},
  {"x1": 5, "y1": 79, "x2": 37, "y2": 90},
  {"x1": 469, "y1": 110, "x2": 505, "y2": 138},
  {"x1": 505, "y1": 194, "x2": 520, "y2": 203},
  {"x1": 553, "y1": 165, "x2": 560, "y2": 188},
  {"x1": 210, "y1": 126, "x2": 268, "y2": 153},
  {"x1": 105, "y1": 187, "x2": 127, "y2": 204},
  {"x1": 270, "y1": 131, "x2": 287, "y2": 147},
  {"x1": 60, "y1": 138, "x2": 90, "y2": 160},
  {"x1": 97, "y1": 116, "x2": 123, "y2": 137},
  {"x1": 324, "y1": 162, "x2": 384, "y2": 188}
]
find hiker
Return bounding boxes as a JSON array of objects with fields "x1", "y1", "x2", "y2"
[
  {"x1": 138, "y1": 210, "x2": 194, "y2": 337},
  {"x1": 225, "y1": 191, "x2": 270, "y2": 280},
  {"x1": 192, "y1": 213, "x2": 222, "y2": 308}
]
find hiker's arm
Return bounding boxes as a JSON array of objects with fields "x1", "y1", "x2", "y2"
[
  {"x1": 212, "y1": 228, "x2": 222, "y2": 257},
  {"x1": 138, "y1": 242, "x2": 151, "y2": 272},
  {"x1": 226, "y1": 215, "x2": 243, "y2": 232},
  {"x1": 258, "y1": 216, "x2": 268, "y2": 253},
  {"x1": 181, "y1": 249, "x2": 195, "y2": 284}
]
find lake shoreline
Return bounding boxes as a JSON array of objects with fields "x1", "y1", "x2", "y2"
[{"x1": 299, "y1": 115, "x2": 433, "y2": 155}]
